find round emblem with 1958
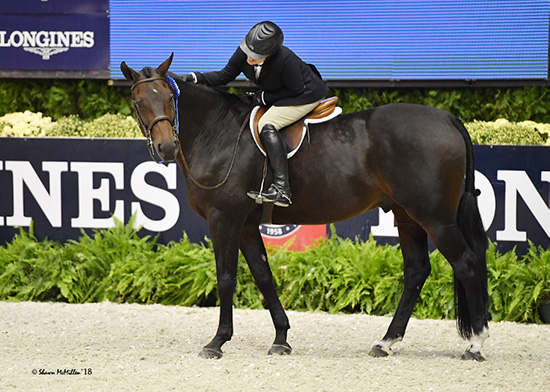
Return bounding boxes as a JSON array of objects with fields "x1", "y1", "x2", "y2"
[{"x1": 259, "y1": 224, "x2": 300, "y2": 239}]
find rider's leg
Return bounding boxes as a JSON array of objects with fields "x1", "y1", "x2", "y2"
[
  {"x1": 258, "y1": 102, "x2": 320, "y2": 131},
  {"x1": 253, "y1": 102, "x2": 320, "y2": 207},
  {"x1": 258, "y1": 123, "x2": 292, "y2": 207}
]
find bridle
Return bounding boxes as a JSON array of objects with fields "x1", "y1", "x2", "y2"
[
  {"x1": 131, "y1": 76, "x2": 179, "y2": 164},
  {"x1": 130, "y1": 75, "x2": 250, "y2": 190}
]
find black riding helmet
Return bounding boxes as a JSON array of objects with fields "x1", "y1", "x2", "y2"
[{"x1": 240, "y1": 21, "x2": 284, "y2": 60}]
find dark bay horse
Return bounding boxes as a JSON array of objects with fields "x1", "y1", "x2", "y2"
[{"x1": 121, "y1": 54, "x2": 489, "y2": 361}]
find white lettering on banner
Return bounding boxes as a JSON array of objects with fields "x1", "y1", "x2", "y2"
[
  {"x1": 496, "y1": 170, "x2": 550, "y2": 242},
  {"x1": 0, "y1": 161, "x2": 548, "y2": 245},
  {"x1": 371, "y1": 209, "x2": 398, "y2": 237},
  {"x1": 5, "y1": 161, "x2": 68, "y2": 227},
  {"x1": 70, "y1": 162, "x2": 125, "y2": 229},
  {"x1": 0, "y1": 30, "x2": 94, "y2": 48},
  {"x1": 0, "y1": 30, "x2": 95, "y2": 60},
  {"x1": 474, "y1": 170, "x2": 497, "y2": 231},
  {"x1": 130, "y1": 162, "x2": 180, "y2": 232},
  {"x1": 0, "y1": 160, "x2": 182, "y2": 231}
]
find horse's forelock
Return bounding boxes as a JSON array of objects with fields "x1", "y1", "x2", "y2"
[{"x1": 141, "y1": 67, "x2": 155, "y2": 79}]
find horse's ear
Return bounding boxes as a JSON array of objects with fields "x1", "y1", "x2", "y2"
[
  {"x1": 157, "y1": 53, "x2": 174, "y2": 76},
  {"x1": 120, "y1": 62, "x2": 139, "y2": 82}
]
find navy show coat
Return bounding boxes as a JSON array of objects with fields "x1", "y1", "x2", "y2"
[{"x1": 196, "y1": 45, "x2": 328, "y2": 107}]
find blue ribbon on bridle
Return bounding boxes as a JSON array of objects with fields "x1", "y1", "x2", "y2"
[
  {"x1": 166, "y1": 75, "x2": 180, "y2": 135},
  {"x1": 166, "y1": 75, "x2": 180, "y2": 98}
]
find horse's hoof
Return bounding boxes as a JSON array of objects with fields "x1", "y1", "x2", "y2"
[
  {"x1": 461, "y1": 350, "x2": 485, "y2": 362},
  {"x1": 268, "y1": 343, "x2": 292, "y2": 356},
  {"x1": 368, "y1": 345, "x2": 391, "y2": 358},
  {"x1": 199, "y1": 347, "x2": 223, "y2": 359}
]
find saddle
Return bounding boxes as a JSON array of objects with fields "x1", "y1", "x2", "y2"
[{"x1": 250, "y1": 96, "x2": 342, "y2": 158}]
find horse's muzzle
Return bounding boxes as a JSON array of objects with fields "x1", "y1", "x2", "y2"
[{"x1": 156, "y1": 140, "x2": 179, "y2": 162}]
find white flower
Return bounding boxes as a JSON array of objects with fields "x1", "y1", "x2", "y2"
[{"x1": 0, "y1": 111, "x2": 54, "y2": 137}]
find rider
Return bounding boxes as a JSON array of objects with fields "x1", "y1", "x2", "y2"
[{"x1": 185, "y1": 21, "x2": 328, "y2": 207}]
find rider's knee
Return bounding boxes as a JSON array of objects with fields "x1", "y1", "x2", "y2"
[
  {"x1": 259, "y1": 117, "x2": 281, "y2": 132},
  {"x1": 260, "y1": 123, "x2": 278, "y2": 134}
]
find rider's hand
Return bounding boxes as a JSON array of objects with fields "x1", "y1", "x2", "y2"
[
  {"x1": 184, "y1": 73, "x2": 197, "y2": 83},
  {"x1": 252, "y1": 91, "x2": 265, "y2": 106}
]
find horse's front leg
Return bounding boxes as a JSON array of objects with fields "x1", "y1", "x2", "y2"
[
  {"x1": 199, "y1": 211, "x2": 243, "y2": 359},
  {"x1": 240, "y1": 224, "x2": 291, "y2": 355}
]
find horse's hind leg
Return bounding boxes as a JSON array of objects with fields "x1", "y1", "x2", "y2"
[
  {"x1": 239, "y1": 224, "x2": 291, "y2": 355},
  {"x1": 370, "y1": 207, "x2": 431, "y2": 357},
  {"x1": 428, "y1": 223, "x2": 489, "y2": 361}
]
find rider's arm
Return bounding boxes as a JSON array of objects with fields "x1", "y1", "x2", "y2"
[{"x1": 194, "y1": 48, "x2": 245, "y2": 86}]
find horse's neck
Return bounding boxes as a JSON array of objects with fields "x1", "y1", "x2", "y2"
[{"x1": 178, "y1": 84, "x2": 247, "y2": 155}]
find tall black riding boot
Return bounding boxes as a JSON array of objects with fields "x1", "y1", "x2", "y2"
[{"x1": 249, "y1": 123, "x2": 292, "y2": 207}]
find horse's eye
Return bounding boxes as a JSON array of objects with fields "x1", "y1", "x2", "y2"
[{"x1": 133, "y1": 100, "x2": 143, "y2": 108}]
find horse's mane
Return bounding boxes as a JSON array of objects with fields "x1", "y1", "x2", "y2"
[
  {"x1": 166, "y1": 75, "x2": 252, "y2": 141},
  {"x1": 139, "y1": 68, "x2": 249, "y2": 106},
  {"x1": 168, "y1": 74, "x2": 251, "y2": 108},
  {"x1": 215, "y1": 86, "x2": 252, "y2": 106},
  {"x1": 206, "y1": 85, "x2": 251, "y2": 107}
]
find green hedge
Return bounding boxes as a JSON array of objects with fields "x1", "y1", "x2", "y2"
[
  {"x1": 467, "y1": 119, "x2": 548, "y2": 145},
  {"x1": 327, "y1": 86, "x2": 550, "y2": 123},
  {"x1": 0, "y1": 80, "x2": 132, "y2": 120},
  {"x1": 1, "y1": 110, "x2": 548, "y2": 145},
  {"x1": 2, "y1": 79, "x2": 550, "y2": 144},
  {"x1": 0, "y1": 111, "x2": 141, "y2": 138},
  {"x1": 1, "y1": 79, "x2": 550, "y2": 123},
  {"x1": 1, "y1": 220, "x2": 548, "y2": 324}
]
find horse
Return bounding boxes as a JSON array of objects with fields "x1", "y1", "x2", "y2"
[{"x1": 120, "y1": 54, "x2": 490, "y2": 361}]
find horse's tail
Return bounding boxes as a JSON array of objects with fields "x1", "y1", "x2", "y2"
[{"x1": 449, "y1": 115, "x2": 489, "y2": 339}]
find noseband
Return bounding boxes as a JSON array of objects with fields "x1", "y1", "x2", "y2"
[{"x1": 131, "y1": 76, "x2": 179, "y2": 163}]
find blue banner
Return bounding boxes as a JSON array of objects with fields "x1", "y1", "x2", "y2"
[
  {"x1": 0, "y1": 0, "x2": 109, "y2": 74},
  {"x1": 2, "y1": 1, "x2": 548, "y2": 82},
  {"x1": 0, "y1": 138, "x2": 548, "y2": 255},
  {"x1": 3, "y1": 0, "x2": 108, "y2": 14},
  {"x1": 0, "y1": 137, "x2": 208, "y2": 245},
  {"x1": 110, "y1": 0, "x2": 549, "y2": 81}
]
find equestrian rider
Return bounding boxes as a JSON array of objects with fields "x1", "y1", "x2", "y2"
[{"x1": 185, "y1": 21, "x2": 328, "y2": 207}]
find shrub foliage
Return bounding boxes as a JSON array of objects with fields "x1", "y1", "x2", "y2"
[
  {"x1": 0, "y1": 79, "x2": 132, "y2": 120},
  {"x1": 1, "y1": 110, "x2": 548, "y2": 145},
  {"x1": 1, "y1": 221, "x2": 548, "y2": 324},
  {"x1": 0, "y1": 111, "x2": 141, "y2": 138},
  {"x1": 328, "y1": 86, "x2": 550, "y2": 123},
  {"x1": 467, "y1": 119, "x2": 547, "y2": 145},
  {"x1": 1, "y1": 79, "x2": 550, "y2": 123}
]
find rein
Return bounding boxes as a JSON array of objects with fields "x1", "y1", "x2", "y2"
[{"x1": 131, "y1": 75, "x2": 250, "y2": 190}]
